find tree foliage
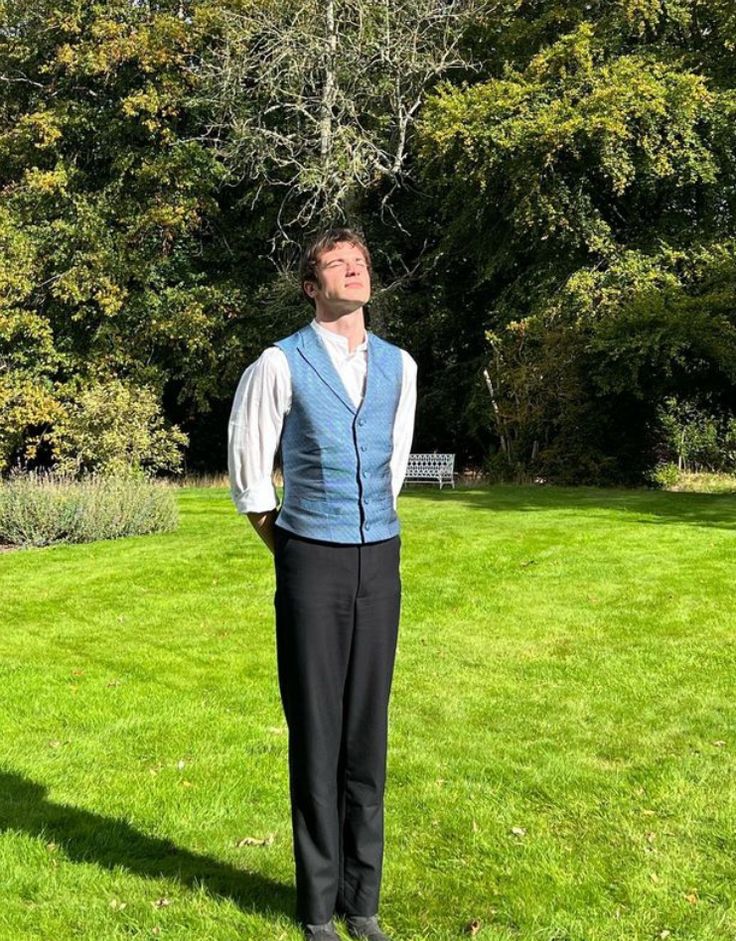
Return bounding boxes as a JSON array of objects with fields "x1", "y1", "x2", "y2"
[
  {"x1": 1, "y1": 0, "x2": 735, "y2": 482},
  {"x1": 416, "y1": 3, "x2": 736, "y2": 480},
  {"x1": 0, "y1": 0, "x2": 261, "y2": 474}
]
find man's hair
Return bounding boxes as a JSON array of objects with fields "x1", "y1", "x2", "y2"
[{"x1": 299, "y1": 227, "x2": 372, "y2": 308}]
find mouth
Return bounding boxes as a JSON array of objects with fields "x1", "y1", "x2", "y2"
[{"x1": 345, "y1": 282, "x2": 363, "y2": 288}]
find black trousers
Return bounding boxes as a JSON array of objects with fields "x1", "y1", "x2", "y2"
[{"x1": 273, "y1": 523, "x2": 402, "y2": 926}]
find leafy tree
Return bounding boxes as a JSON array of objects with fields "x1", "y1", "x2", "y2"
[
  {"x1": 0, "y1": 0, "x2": 265, "y2": 473},
  {"x1": 416, "y1": 5, "x2": 736, "y2": 481}
]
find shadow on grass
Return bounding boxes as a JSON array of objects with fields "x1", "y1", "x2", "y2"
[
  {"x1": 0, "y1": 768, "x2": 294, "y2": 919},
  {"x1": 399, "y1": 484, "x2": 736, "y2": 530}
]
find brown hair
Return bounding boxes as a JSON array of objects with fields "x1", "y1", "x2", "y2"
[{"x1": 299, "y1": 227, "x2": 372, "y2": 308}]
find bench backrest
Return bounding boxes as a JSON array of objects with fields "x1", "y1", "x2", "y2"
[{"x1": 406, "y1": 453, "x2": 455, "y2": 475}]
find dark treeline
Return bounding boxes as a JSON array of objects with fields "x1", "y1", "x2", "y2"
[{"x1": 2, "y1": 0, "x2": 735, "y2": 483}]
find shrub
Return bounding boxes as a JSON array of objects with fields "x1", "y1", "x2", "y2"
[
  {"x1": 47, "y1": 377, "x2": 188, "y2": 478},
  {"x1": 0, "y1": 369, "x2": 64, "y2": 472},
  {"x1": 657, "y1": 397, "x2": 736, "y2": 473},
  {"x1": 484, "y1": 451, "x2": 529, "y2": 483},
  {"x1": 0, "y1": 468, "x2": 178, "y2": 549},
  {"x1": 646, "y1": 462, "x2": 681, "y2": 489}
]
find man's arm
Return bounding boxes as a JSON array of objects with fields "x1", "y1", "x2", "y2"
[
  {"x1": 391, "y1": 350, "x2": 418, "y2": 509},
  {"x1": 246, "y1": 508, "x2": 279, "y2": 553},
  {"x1": 227, "y1": 347, "x2": 291, "y2": 554}
]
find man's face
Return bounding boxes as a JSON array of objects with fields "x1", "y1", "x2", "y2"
[{"x1": 304, "y1": 241, "x2": 371, "y2": 314}]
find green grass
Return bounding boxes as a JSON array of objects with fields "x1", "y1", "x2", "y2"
[{"x1": 1, "y1": 484, "x2": 735, "y2": 941}]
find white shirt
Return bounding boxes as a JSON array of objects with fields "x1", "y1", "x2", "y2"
[{"x1": 227, "y1": 318, "x2": 418, "y2": 514}]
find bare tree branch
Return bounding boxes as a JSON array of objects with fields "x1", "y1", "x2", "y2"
[{"x1": 190, "y1": 0, "x2": 496, "y2": 247}]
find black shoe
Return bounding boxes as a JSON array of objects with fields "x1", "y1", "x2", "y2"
[
  {"x1": 304, "y1": 920, "x2": 341, "y2": 941},
  {"x1": 345, "y1": 915, "x2": 392, "y2": 941}
]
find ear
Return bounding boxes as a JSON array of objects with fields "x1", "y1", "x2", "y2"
[{"x1": 303, "y1": 279, "x2": 318, "y2": 297}]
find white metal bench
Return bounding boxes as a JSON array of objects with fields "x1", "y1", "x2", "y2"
[{"x1": 403, "y1": 453, "x2": 456, "y2": 489}]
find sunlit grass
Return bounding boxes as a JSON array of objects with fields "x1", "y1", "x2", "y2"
[{"x1": 1, "y1": 485, "x2": 735, "y2": 940}]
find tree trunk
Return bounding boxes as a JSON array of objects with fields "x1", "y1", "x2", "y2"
[{"x1": 483, "y1": 367, "x2": 510, "y2": 460}]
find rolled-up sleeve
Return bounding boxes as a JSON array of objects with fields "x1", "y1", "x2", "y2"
[
  {"x1": 227, "y1": 347, "x2": 291, "y2": 515},
  {"x1": 391, "y1": 350, "x2": 418, "y2": 508}
]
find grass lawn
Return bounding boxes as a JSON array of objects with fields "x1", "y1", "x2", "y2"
[{"x1": 1, "y1": 484, "x2": 735, "y2": 941}]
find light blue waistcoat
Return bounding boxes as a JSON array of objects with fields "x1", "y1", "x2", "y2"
[{"x1": 273, "y1": 323, "x2": 403, "y2": 544}]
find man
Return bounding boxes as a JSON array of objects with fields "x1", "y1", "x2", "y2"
[{"x1": 227, "y1": 228, "x2": 417, "y2": 941}]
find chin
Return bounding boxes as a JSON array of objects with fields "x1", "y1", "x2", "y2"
[{"x1": 339, "y1": 296, "x2": 369, "y2": 310}]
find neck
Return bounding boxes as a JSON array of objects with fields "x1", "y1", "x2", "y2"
[{"x1": 314, "y1": 307, "x2": 366, "y2": 353}]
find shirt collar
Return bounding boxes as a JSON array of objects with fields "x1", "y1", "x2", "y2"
[{"x1": 310, "y1": 317, "x2": 368, "y2": 354}]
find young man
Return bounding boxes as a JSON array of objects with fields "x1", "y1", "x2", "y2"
[{"x1": 227, "y1": 228, "x2": 417, "y2": 941}]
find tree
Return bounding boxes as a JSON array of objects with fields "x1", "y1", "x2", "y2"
[
  {"x1": 416, "y1": 7, "x2": 736, "y2": 481},
  {"x1": 193, "y1": 0, "x2": 489, "y2": 245},
  {"x1": 0, "y1": 0, "x2": 260, "y2": 473}
]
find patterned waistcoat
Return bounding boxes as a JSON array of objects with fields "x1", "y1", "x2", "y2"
[{"x1": 273, "y1": 323, "x2": 403, "y2": 543}]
